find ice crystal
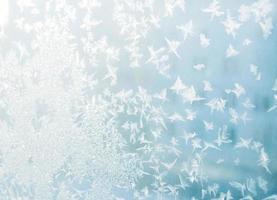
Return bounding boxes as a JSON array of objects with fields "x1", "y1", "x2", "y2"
[{"x1": 0, "y1": 0, "x2": 276, "y2": 199}]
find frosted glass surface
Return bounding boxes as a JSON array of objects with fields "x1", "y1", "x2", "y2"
[{"x1": 0, "y1": 0, "x2": 276, "y2": 199}]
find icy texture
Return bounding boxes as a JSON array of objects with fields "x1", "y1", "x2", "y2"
[{"x1": 0, "y1": 0, "x2": 276, "y2": 199}]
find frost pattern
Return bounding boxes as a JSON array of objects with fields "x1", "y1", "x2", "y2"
[{"x1": 0, "y1": 0, "x2": 276, "y2": 199}]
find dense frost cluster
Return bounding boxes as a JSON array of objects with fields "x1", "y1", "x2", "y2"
[{"x1": 0, "y1": 0, "x2": 276, "y2": 199}]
